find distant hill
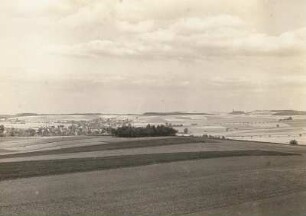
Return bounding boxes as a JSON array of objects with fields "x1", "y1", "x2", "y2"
[
  {"x1": 143, "y1": 112, "x2": 211, "y2": 116},
  {"x1": 64, "y1": 113, "x2": 102, "y2": 116},
  {"x1": 0, "y1": 114, "x2": 12, "y2": 119},
  {"x1": 16, "y1": 113, "x2": 38, "y2": 117},
  {"x1": 272, "y1": 110, "x2": 306, "y2": 115},
  {"x1": 229, "y1": 111, "x2": 245, "y2": 115},
  {"x1": 12, "y1": 113, "x2": 103, "y2": 117},
  {"x1": 248, "y1": 110, "x2": 273, "y2": 115}
]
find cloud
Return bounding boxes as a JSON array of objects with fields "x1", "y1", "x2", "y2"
[
  {"x1": 9, "y1": 0, "x2": 305, "y2": 59},
  {"x1": 115, "y1": 20, "x2": 155, "y2": 33},
  {"x1": 228, "y1": 28, "x2": 306, "y2": 56},
  {"x1": 47, "y1": 40, "x2": 148, "y2": 57},
  {"x1": 170, "y1": 15, "x2": 246, "y2": 34},
  {"x1": 47, "y1": 13, "x2": 306, "y2": 59}
]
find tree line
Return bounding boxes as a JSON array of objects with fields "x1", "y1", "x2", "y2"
[
  {"x1": 111, "y1": 124, "x2": 177, "y2": 137},
  {"x1": 0, "y1": 124, "x2": 177, "y2": 137}
]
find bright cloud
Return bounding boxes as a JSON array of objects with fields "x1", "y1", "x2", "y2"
[
  {"x1": 47, "y1": 15, "x2": 306, "y2": 59},
  {"x1": 10, "y1": 0, "x2": 306, "y2": 59}
]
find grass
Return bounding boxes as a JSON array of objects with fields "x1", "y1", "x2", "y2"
[
  {"x1": 0, "y1": 150, "x2": 298, "y2": 181},
  {"x1": 0, "y1": 136, "x2": 212, "y2": 159}
]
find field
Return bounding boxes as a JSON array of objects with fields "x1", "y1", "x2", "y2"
[
  {"x1": 1, "y1": 136, "x2": 306, "y2": 215},
  {"x1": 2, "y1": 111, "x2": 306, "y2": 145}
]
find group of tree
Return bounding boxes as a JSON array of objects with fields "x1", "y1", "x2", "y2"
[
  {"x1": 111, "y1": 124, "x2": 177, "y2": 137},
  {"x1": 0, "y1": 124, "x2": 178, "y2": 138},
  {"x1": 289, "y1": 139, "x2": 298, "y2": 145},
  {"x1": 0, "y1": 125, "x2": 4, "y2": 137},
  {"x1": 0, "y1": 125, "x2": 113, "y2": 137},
  {"x1": 0, "y1": 127, "x2": 38, "y2": 137}
]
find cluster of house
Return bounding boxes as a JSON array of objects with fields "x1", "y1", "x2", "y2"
[{"x1": 0, "y1": 118, "x2": 133, "y2": 137}]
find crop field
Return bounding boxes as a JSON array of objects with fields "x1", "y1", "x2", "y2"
[
  {"x1": 139, "y1": 113, "x2": 306, "y2": 145},
  {"x1": 0, "y1": 136, "x2": 141, "y2": 153},
  {"x1": 1, "y1": 136, "x2": 306, "y2": 215},
  {"x1": 2, "y1": 112, "x2": 306, "y2": 145}
]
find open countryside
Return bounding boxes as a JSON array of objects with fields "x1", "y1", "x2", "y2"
[
  {"x1": 1, "y1": 110, "x2": 306, "y2": 145},
  {"x1": 1, "y1": 135, "x2": 306, "y2": 215},
  {"x1": 2, "y1": 0, "x2": 306, "y2": 215},
  {"x1": 1, "y1": 111, "x2": 306, "y2": 215}
]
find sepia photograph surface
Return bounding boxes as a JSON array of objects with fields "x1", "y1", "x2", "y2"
[{"x1": 1, "y1": 0, "x2": 306, "y2": 215}]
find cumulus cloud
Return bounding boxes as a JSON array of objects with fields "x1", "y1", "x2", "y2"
[
  {"x1": 170, "y1": 15, "x2": 246, "y2": 34},
  {"x1": 47, "y1": 14, "x2": 306, "y2": 59},
  {"x1": 115, "y1": 20, "x2": 155, "y2": 33},
  {"x1": 48, "y1": 40, "x2": 148, "y2": 57},
  {"x1": 11, "y1": 0, "x2": 305, "y2": 59}
]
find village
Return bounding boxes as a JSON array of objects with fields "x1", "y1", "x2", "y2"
[{"x1": 0, "y1": 117, "x2": 133, "y2": 137}]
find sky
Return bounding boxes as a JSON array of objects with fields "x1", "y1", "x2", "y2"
[{"x1": 0, "y1": 0, "x2": 306, "y2": 114}]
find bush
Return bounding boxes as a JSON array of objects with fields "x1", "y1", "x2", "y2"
[{"x1": 289, "y1": 139, "x2": 298, "y2": 145}]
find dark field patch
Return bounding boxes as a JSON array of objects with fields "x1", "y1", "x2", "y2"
[
  {"x1": 0, "y1": 150, "x2": 298, "y2": 181},
  {"x1": 0, "y1": 137, "x2": 212, "y2": 159}
]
